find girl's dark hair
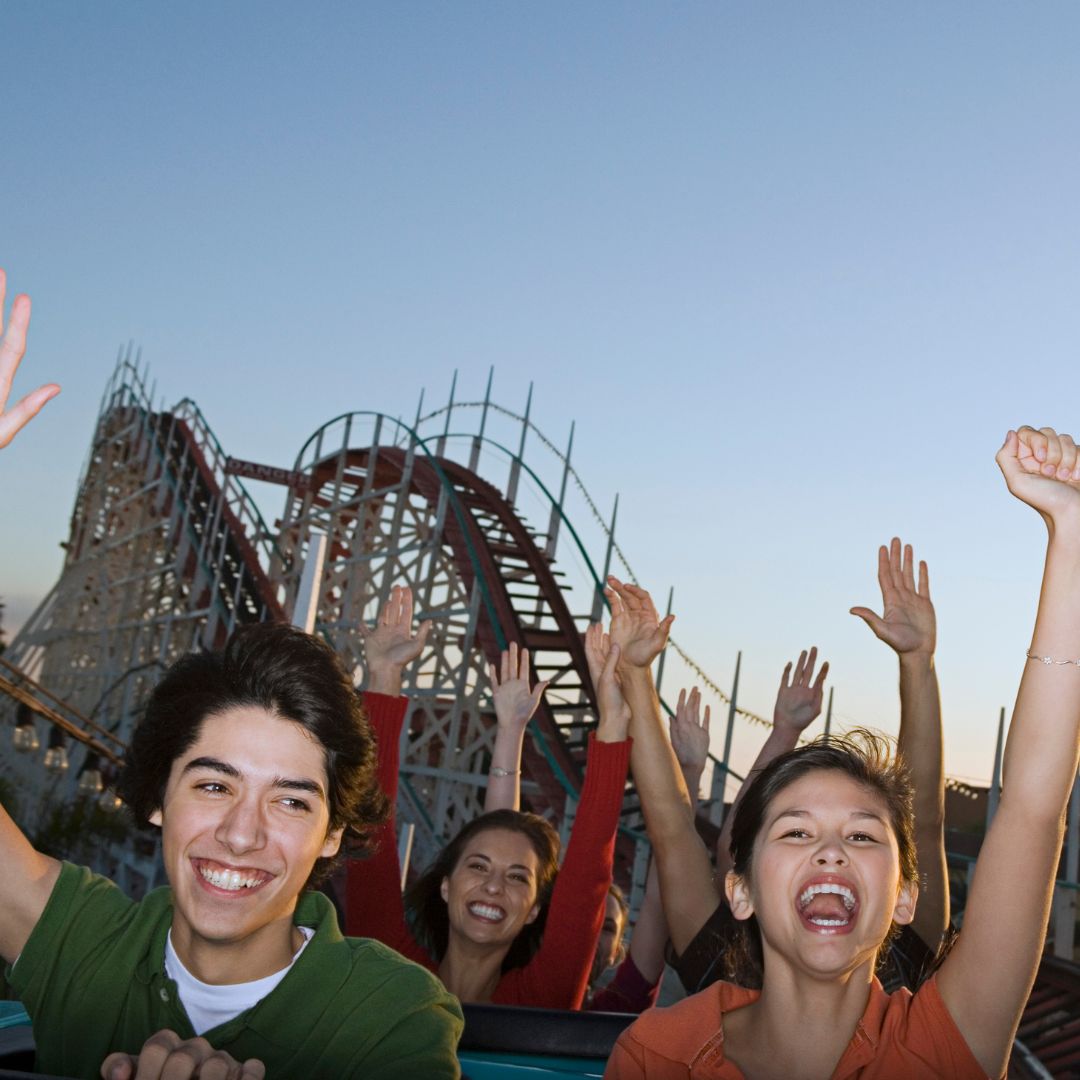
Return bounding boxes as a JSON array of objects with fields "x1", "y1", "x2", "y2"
[
  {"x1": 405, "y1": 809, "x2": 561, "y2": 972},
  {"x1": 117, "y1": 622, "x2": 389, "y2": 885},
  {"x1": 724, "y1": 729, "x2": 917, "y2": 988}
]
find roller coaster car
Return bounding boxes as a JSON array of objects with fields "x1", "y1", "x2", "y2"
[{"x1": 0, "y1": 1003, "x2": 636, "y2": 1079}]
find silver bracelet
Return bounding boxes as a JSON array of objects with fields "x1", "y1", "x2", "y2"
[
  {"x1": 1026, "y1": 652, "x2": 1080, "y2": 666},
  {"x1": 490, "y1": 766, "x2": 520, "y2": 778}
]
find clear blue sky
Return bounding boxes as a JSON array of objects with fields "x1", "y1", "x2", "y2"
[{"x1": 3, "y1": 2, "x2": 1079, "y2": 785}]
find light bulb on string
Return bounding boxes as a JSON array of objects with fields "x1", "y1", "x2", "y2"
[
  {"x1": 12, "y1": 703, "x2": 40, "y2": 753},
  {"x1": 43, "y1": 727, "x2": 69, "y2": 773},
  {"x1": 77, "y1": 752, "x2": 104, "y2": 796}
]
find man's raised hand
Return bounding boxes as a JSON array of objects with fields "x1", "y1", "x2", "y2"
[
  {"x1": 0, "y1": 269, "x2": 59, "y2": 449},
  {"x1": 850, "y1": 539, "x2": 935, "y2": 657},
  {"x1": 604, "y1": 576, "x2": 674, "y2": 672},
  {"x1": 360, "y1": 585, "x2": 432, "y2": 696},
  {"x1": 490, "y1": 643, "x2": 548, "y2": 732},
  {"x1": 773, "y1": 647, "x2": 830, "y2": 734}
]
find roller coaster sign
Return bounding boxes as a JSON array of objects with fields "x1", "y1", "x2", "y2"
[{"x1": 225, "y1": 457, "x2": 316, "y2": 493}]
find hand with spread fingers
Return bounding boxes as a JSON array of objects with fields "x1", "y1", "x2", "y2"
[
  {"x1": 359, "y1": 585, "x2": 432, "y2": 696},
  {"x1": 850, "y1": 540, "x2": 935, "y2": 658},
  {"x1": 0, "y1": 268, "x2": 60, "y2": 449},
  {"x1": 604, "y1": 576, "x2": 675, "y2": 672},
  {"x1": 484, "y1": 642, "x2": 549, "y2": 811},
  {"x1": 669, "y1": 687, "x2": 710, "y2": 795},
  {"x1": 490, "y1": 643, "x2": 548, "y2": 733},
  {"x1": 100, "y1": 1029, "x2": 265, "y2": 1080},
  {"x1": 584, "y1": 622, "x2": 631, "y2": 741},
  {"x1": 772, "y1": 646, "x2": 830, "y2": 733}
]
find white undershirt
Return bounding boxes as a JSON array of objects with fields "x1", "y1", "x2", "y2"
[{"x1": 164, "y1": 926, "x2": 314, "y2": 1035}]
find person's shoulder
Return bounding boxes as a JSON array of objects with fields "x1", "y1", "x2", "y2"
[
  {"x1": 337, "y1": 935, "x2": 461, "y2": 1011},
  {"x1": 618, "y1": 980, "x2": 752, "y2": 1062}
]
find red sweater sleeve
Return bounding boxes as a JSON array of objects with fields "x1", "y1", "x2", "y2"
[
  {"x1": 587, "y1": 953, "x2": 662, "y2": 1014},
  {"x1": 344, "y1": 692, "x2": 433, "y2": 969},
  {"x1": 494, "y1": 734, "x2": 632, "y2": 1009}
]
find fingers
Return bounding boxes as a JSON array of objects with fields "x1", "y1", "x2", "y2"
[
  {"x1": 901, "y1": 543, "x2": 916, "y2": 593},
  {"x1": 918, "y1": 559, "x2": 930, "y2": 600},
  {"x1": 791, "y1": 650, "x2": 807, "y2": 684},
  {"x1": 241, "y1": 1062, "x2": 266, "y2": 1080},
  {"x1": 601, "y1": 641, "x2": 621, "y2": 685},
  {"x1": 850, "y1": 606, "x2": 886, "y2": 639},
  {"x1": 702, "y1": 703, "x2": 711, "y2": 735},
  {"x1": 0, "y1": 290, "x2": 31, "y2": 411},
  {"x1": 414, "y1": 618, "x2": 431, "y2": 653},
  {"x1": 529, "y1": 679, "x2": 549, "y2": 711},
  {"x1": 780, "y1": 660, "x2": 793, "y2": 690},
  {"x1": 1057, "y1": 432, "x2": 1078, "y2": 481},
  {"x1": 0, "y1": 383, "x2": 61, "y2": 449},
  {"x1": 811, "y1": 660, "x2": 829, "y2": 692},
  {"x1": 1015, "y1": 425, "x2": 1079, "y2": 479},
  {"x1": 687, "y1": 686, "x2": 701, "y2": 723},
  {"x1": 101, "y1": 1054, "x2": 136, "y2": 1080}
]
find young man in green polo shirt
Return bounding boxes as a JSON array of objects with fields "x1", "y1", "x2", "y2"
[{"x1": 0, "y1": 269, "x2": 464, "y2": 1079}]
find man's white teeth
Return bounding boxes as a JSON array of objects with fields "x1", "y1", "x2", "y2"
[
  {"x1": 809, "y1": 917, "x2": 850, "y2": 927},
  {"x1": 200, "y1": 866, "x2": 262, "y2": 891},
  {"x1": 798, "y1": 883, "x2": 856, "y2": 911},
  {"x1": 469, "y1": 903, "x2": 505, "y2": 921}
]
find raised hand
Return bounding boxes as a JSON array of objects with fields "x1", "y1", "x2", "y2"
[
  {"x1": 584, "y1": 622, "x2": 631, "y2": 740},
  {"x1": 100, "y1": 1029, "x2": 265, "y2": 1080},
  {"x1": 669, "y1": 687, "x2": 710, "y2": 784},
  {"x1": 773, "y1": 647, "x2": 830, "y2": 733},
  {"x1": 850, "y1": 539, "x2": 935, "y2": 657},
  {"x1": 490, "y1": 643, "x2": 548, "y2": 732},
  {"x1": 359, "y1": 585, "x2": 432, "y2": 696},
  {"x1": 0, "y1": 270, "x2": 59, "y2": 449},
  {"x1": 604, "y1": 576, "x2": 674, "y2": 672},
  {"x1": 998, "y1": 427, "x2": 1080, "y2": 529}
]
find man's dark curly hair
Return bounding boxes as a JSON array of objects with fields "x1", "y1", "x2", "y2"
[{"x1": 117, "y1": 622, "x2": 389, "y2": 886}]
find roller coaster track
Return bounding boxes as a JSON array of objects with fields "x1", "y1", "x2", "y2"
[{"x1": 1012, "y1": 954, "x2": 1080, "y2": 1078}]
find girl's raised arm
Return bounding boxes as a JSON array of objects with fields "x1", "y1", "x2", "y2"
[{"x1": 938, "y1": 427, "x2": 1080, "y2": 1076}]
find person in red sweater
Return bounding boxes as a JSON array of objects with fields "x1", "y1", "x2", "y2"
[{"x1": 346, "y1": 586, "x2": 632, "y2": 1009}]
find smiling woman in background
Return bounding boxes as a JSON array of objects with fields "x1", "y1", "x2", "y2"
[{"x1": 346, "y1": 595, "x2": 632, "y2": 1009}]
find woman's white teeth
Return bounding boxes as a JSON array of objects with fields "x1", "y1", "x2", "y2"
[
  {"x1": 469, "y1": 903, "x2": 505, "y2": 921},
  {"x1": 200, "y1": 866, "x2": 261, "y2": 891},
  {"x1": 799, "y1": 883, "x2": 856, "y2": 910}
]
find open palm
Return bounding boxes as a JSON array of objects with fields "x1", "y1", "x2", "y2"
[{"x1": 851, "y1": 538, "x2": 935, "y2": 657}]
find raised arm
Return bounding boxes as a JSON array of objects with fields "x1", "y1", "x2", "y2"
[
  {"x1": 346, "y1": 586, "x2": 430, "y2": 958},
  {"x1": 626, "y1": 687, "x2": 713, "y2": 985},
  {"x1": 0, "y1": 269, "x2": 59, "y2": 449},
  {"x1": 484, "y1": 644, "x2": 548, "y2": 812},
  {"x1": 938, "y1": 427, "x2": 1080, "y2": 1076},
  {"x1": 521, "y1": 630, "x2": 631, "y2": 1008},
  {"x1": 605, "y1": 576, "x2": 716, "y2": 955},
  {"x1": 851, "y1": 538, "x2": 947, "y2": 950},
  {"x1": 715, "y1": 648, "x2": 829, "y2": 881},
  {"x1": 358, "y1": 585, "x2": 431, "y2": 697},
  {"x1": 0, "y1": 269, "x2": 62, "y2": 963}
]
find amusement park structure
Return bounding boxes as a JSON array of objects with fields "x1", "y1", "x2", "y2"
[
  {"x1": 2, "y1": 357, "x2": 1078, "y2": 981},
  {"x1": 3, "y1": 357, "x2": 1080, "y2": 1073},
  {"x1": 0, "y1": 357, "x2": 757, "y2": 903}
]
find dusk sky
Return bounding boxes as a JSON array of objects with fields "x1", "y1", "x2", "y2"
[{"x1": 3, "y1": 2, "x2": 1079, "y2": 788}]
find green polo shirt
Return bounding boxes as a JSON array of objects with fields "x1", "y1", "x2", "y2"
[{"x1": 8, "y1": 862, "x2": 462, "y2": 1079}]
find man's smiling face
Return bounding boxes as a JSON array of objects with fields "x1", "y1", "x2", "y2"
[{"x1": 150, "y1": 704, "x2": 342, "y2": 982}]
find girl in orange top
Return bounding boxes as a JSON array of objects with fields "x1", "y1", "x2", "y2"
[{"x1": 605, "y1": 425, "x2": 1080, "y2": 1079}]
